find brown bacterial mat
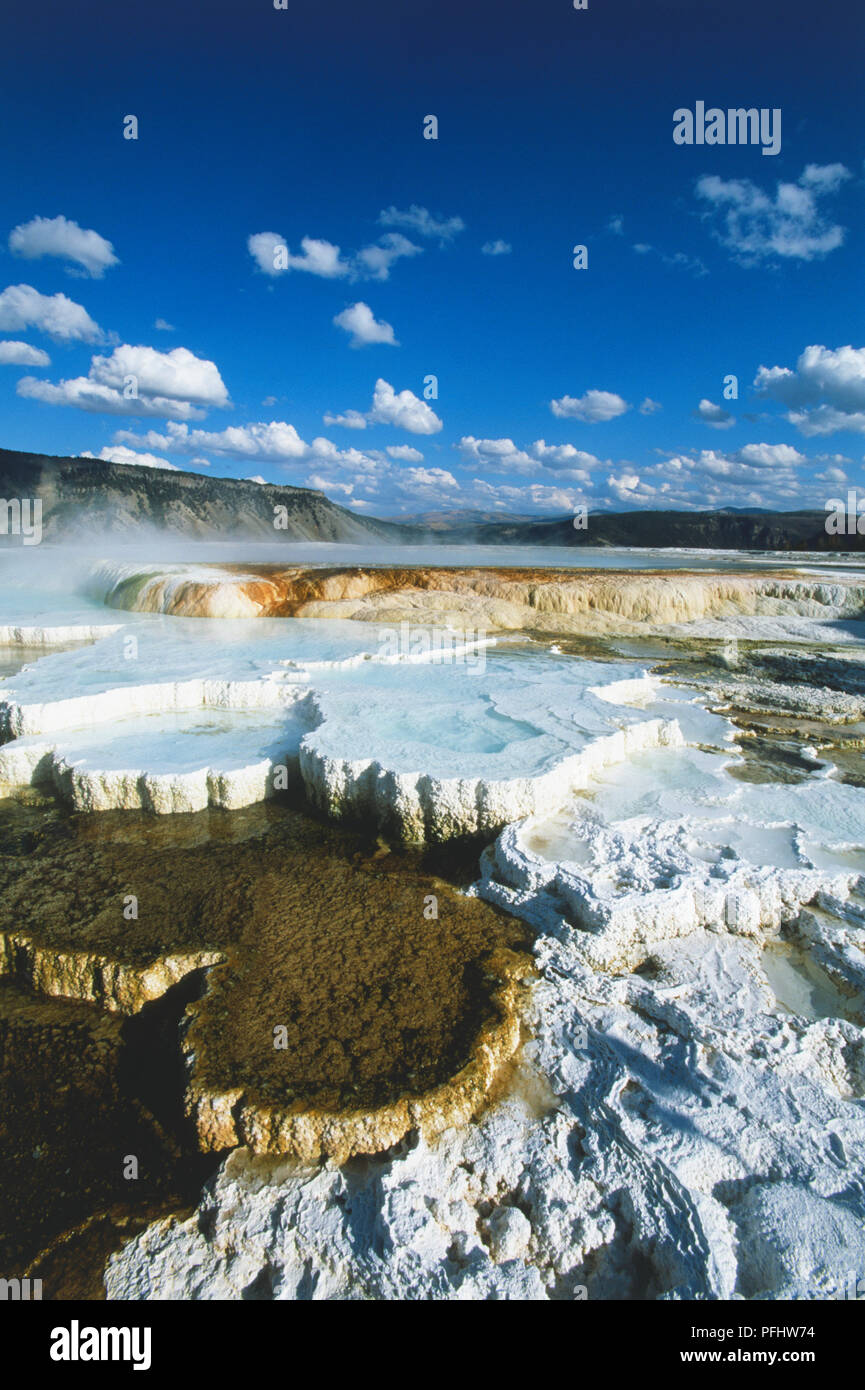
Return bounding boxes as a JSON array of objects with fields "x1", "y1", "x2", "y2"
[{"x1": 0, "y1": 793, "x2": 532, "y2": 1282}]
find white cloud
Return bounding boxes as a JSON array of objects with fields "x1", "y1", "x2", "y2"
[
  {"x1": 367, "y1": 379, "x2": 442, "y2": 434},
  {"x1": 0, "y1": 283, "x2": 102, "y2": 341},
  {"x1": 323, "y1": 409, "x2": 368, "y2": 430},
  {"x1": 114, "y1": 420, "x2": 387, "y2": 476},
  {"x1": 397, "y1": 467, "x2": 459, "y2": 494},
  {"x1": 457, "y1": 437, "x2": 599, "y2": 481},
  {"x1": 639, "y1": 397, "x2": 662, "y2": 415},
  {"x1": 607, "y1": 215, "x2": 624, "y2": 235},
  {"x1": 247, "y1": 232, "x2": 349, "y2": 278},
  {"x1": 324, "y1": 381, "x2": 443, "y2": 436},
  {"x1": 80, "y1": 445, "x2": 178, "y2": 470},
  {"x1": 0, "y1": 339, "x2": 50, "y2": 366},
  {"x1": 333, "y1": 301, "x2": 398, "y2": 348},
  {"x1": 249, "y1": 229, "x2": 421, "y2": 284},
  {"x1": 247, "y1": 232, "x2": 287, "y2": 277},
  {"x1": 378, "y1": 205, "x2": 464, "y2": 242},
  {"x1": 18, "y1": 344, "x2": 230, "y2": 419},
  {"x1": 787, "y1": 406, "x2": 865, "y2": 436},
  {"x1": 609, "y1": 472, "x2": 656, "y2": 503},
  {"x1": 630, "y1": 243, "x2": 707, "y2": 276},
  {"x1": 118, "y1": 420, "x2": 308, "y2": 460},
  {"x1": 736, "y1": 442, "x2": 805, "y2": 465},
  {"x1": 696, "y1": 164, "x2": 851, "y2": 263},
  {"x1": 308, "y1": 474, "x2": 353, "y2": 495},
  {"x1": 550, "y1": 389, "x2": 629, "y2": 423},
  {"x1": 93, "y1": 345, "x2": 229, "y2": 406},
  {"x1": 9, "y1": 215, "x2": 118, "y2": 278},
  {"x1": 695, "y1": 398, "x2": 735, "y2": 429},
  {"x1": 470, "y1": 479, "x2": 590, "y2": 513},
  {"x1": 154, "y1": 318, "x2": 175, "y2": 332},
  {"x1": 481, "y1": 239, "x2": 512, "y2": 256},
  {"x1": 354, "y1": 233, "x2": 422, "y2": 281},
  {"x1": 798, "y1": 163, "x2": 852, "y2": 193},
  {"x1": 386, "y1": 445, "x2": 424, "y2": 463},
  {"x1": 754, "y1": 345, "x2": 865, "y2": 435},
  {"x1": 657, "y1": 444, "x2": 807, "y2": 499}
]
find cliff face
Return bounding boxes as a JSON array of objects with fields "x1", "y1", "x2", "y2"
[{"x1": 0, "y1": 448, "x2": 416, "y2": 543}]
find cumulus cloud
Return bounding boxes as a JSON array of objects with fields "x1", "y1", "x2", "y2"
[
  {"x1": 694, "y1": 398, "x2": 735, "y2": 429},
  {"x1": 0, "y1": 283, "x2": 102, "y2": 341},
  {"x1": 386, "y1": 445, "x2": 424, "y2": 463},
  {"x1": 550, "y1": 389, "x2": 630, "y2": 423},
  {"x1": 0, "y1": 339, "x2": 50, "y2": 366},
  {"x1": 457, "y1": 437, "x2": 600, "y2": 481},
  {"x1": 354, "y1": 233, "x2": 422, "y2": 281},
  {"x1": 651, "y1": 443, "x2": 809, "y2": 507},
  {"x1": 249, "y1": 229, "x2": 422, "y2": 284},
  {"x1": 323, "y1": 409, "x2": 368, "y2": 430},
  {"x1": 80, "y1": 445, "x2": 178, "y2": 470},
  {"x1": 368, "y1": 379, "x2": 442, "y2": 434},
  {"x1": 333, "y1": 301, "x2": 398, "y2": 347},
  {"x1": 696, "y1": 164, "x2": 852, "y2": 263},
  {"x1": 244, "y1": 475, "x2": 267, "y2": 484},
  {"x1": 481, "y1": 239, "x2": 511, "y2": 256},
  {"x1": 737, "y1": 442, "x2": 805, "y2": 465},
  {"x1": 18, "y1": 344, "x2": 230, "y2": 419},
  {"x1": 790, "y1": 406, "x2": 865, "y2": 436},
  {"x1": 324, "y1": 382, "x2": 441, "y2": 435},
  {"x1": 117, "y1": 420, "x2": 309, "y2": 461},
  {"x1": 639, "y1": 397, "x2": 662, "y2": 415},
  {"x1": 9, "y1": 215, "x2": 118, "y2": 278},
  {"x1": 398, "y1": 467, "x2": 459, "y2": 494},
  {"x1": 247, "y1": 232, "x2": 350, "y2": 278},
  {"x1": 608, "y1": 472, "x2": 658, "y2": 504},
  {"x1": 754, "y1": 345, "x2": 865, "y2": 436},
  {"x1": 308, "y1": 474, "x2": 354, "y2": 495},
  {"x1": 816, "y1": 465, "x2": 848, "y2": 484},
  {"x1": 114, "y1": 420, "x2": 390, "y2": 482},
  {"x1": 378, "y1": 205, "x2": 465, "y2": 242},
  {"x1": 154, "y1": 318, "x2": 175, "y2": 332},
  {"x1": 469, "y1": 479, "x2": 590, "y2": 514}
]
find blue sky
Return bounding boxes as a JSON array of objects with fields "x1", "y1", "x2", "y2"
[{"x1": 0, "y1": 0, "x2": 863, "y2": 517}]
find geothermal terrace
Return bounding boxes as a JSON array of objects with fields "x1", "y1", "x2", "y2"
[{"x1": 1, "y1": 551, "x2": 865, "y2": 1300}]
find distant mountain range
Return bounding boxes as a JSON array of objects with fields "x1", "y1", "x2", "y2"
[
  {"x1": 430, "y1": 507, "x2": 863, "y2": 550},
  {"x1": 0, "y1": 447, "x2": 861, "y2": 551}
]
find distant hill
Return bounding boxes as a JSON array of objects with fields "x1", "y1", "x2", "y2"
[
  {"x1": 0, "y1": 447, "x2": 417, "y2": 544},
  {"x1": 427, "y1": 506, "x2": 863, "y2": 552},
  {"x1": 0, "y1": 447, "x2": 861, "y2": 551},
  {"x1": 398, "y1": 508, "x2": 542, "y2": 530}
]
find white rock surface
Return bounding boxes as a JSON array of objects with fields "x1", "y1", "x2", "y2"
[{"x1": 106, "y1": 740, "x2": 865, "y2": 1302}]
